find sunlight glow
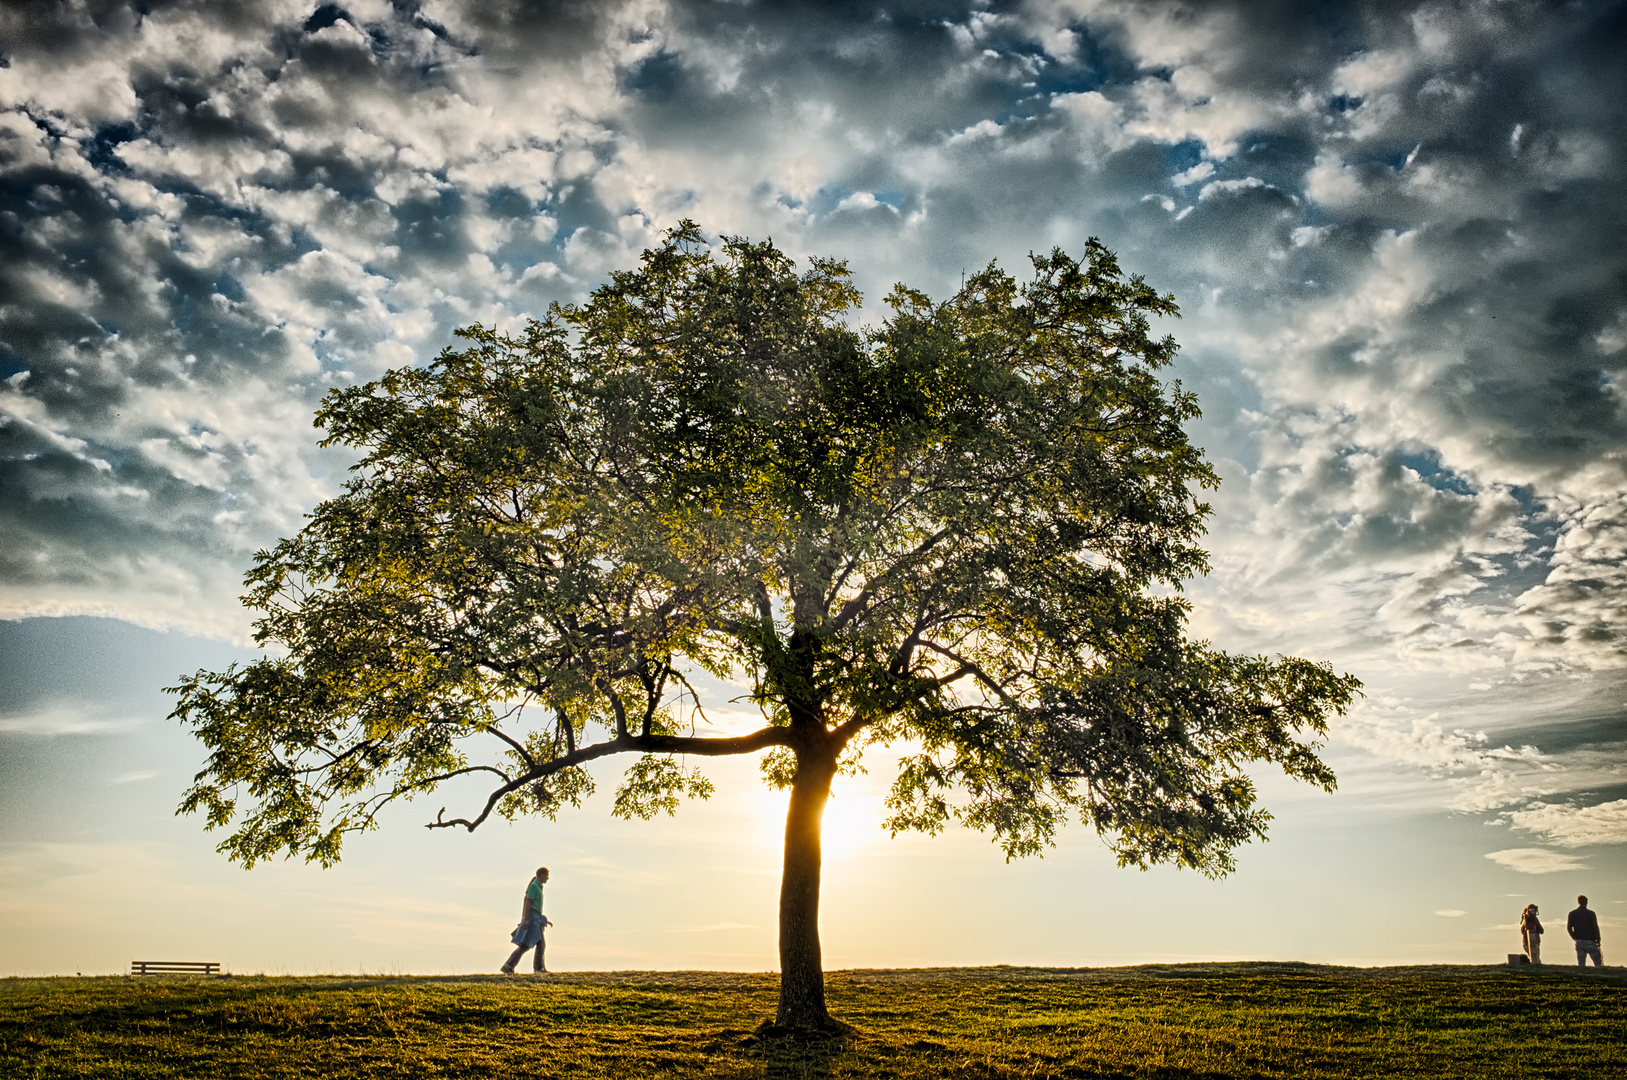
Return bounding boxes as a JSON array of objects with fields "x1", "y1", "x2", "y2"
[{"x1": 744, "y1": 773, "x2": 895, "y2": 862}]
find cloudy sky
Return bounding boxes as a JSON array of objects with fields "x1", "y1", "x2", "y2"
[{"x1": 3, "y1": 0, "x2": 1625, "y2": 976}]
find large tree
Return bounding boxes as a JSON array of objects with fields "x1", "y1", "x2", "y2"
[{"x1": 170, "y1": 223, "x2": 1359, "y2": 1031}]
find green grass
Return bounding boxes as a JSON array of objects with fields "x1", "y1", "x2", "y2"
[{"x1": 3, "y1": 963, "x2": 1622, "y2": 1078}]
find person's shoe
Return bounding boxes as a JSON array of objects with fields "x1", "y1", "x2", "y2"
[{"x1": 500, "y1": 966, "x2": 515, "y2": 976}]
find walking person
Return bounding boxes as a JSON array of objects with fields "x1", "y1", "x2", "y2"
[
  {"x1": 1519, "y1": 904, "x2": 1543, "y2": 964},
  {"x1": 501, "y1": 866, "x2": 552, "y2": 975},
  {"x1": 1567, "y1": 894, "x2": 1604, "y2": 968}
]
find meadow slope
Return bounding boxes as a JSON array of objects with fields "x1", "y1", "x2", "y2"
[{"x1": 3, "y1": 963, "x2": 1622, "y2": 1078}]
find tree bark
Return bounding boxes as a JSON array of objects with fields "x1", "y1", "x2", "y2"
[{"x1": 774, "y1": 740, "x2": 839, "y2": 1030}]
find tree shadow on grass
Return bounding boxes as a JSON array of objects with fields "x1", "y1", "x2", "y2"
[
  {"x1": 736, "y1": 1028, "x2": 847, "y2": 1080},
  {"x1": 761, "y1": 1041, "x2": 840, "y2": 1080},
  {"x1": 743, "y1": 1039, "x2": 1258, "y2": 1080}
]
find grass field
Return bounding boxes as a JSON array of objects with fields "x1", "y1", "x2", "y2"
[{"x1": 3, "y1": 963, "x2": 1622, "y2": 1078}]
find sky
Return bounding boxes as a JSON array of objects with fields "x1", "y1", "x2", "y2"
[{"x1": 2, "y1": 0, "x2": 1625, "y2": 977}]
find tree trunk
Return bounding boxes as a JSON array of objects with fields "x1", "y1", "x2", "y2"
[{"x1": 774, "y1": 742, "x2": 839, "y2": 1030}]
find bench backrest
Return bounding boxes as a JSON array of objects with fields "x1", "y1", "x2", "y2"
[{"x1": 131, "y1": 961, "x2": 221, "y2": 976}]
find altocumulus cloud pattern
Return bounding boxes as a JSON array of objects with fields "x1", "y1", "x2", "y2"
[{"x1": 1, "y1": 0, "x2": 1625, "y2": 855}]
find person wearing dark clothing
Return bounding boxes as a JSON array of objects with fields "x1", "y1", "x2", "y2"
[
  {"x1": 1567, "y1": 895, "x2": 1603, "y2": 968},
  {"x1": 1520, "y1": 904, "x2": 1544, "y2": 964}
]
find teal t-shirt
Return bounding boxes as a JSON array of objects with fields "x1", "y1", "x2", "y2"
[{"x1": 525, "y1": 879, "x2": 544, "y2": 915}]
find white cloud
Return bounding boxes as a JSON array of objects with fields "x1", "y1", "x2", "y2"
[
  {"x1": 1483, "y1": 848, "x2": 1589, "y2": 875},
  {"x1": 562, "y1": 214, "x2": 661, "y2": 277},
  {"x1": 1171, "y1": 161, "x2": 1214, "y2": 187},
  {"x1": 1435, "y1": 909, "x2": 1465, "y2": 917},
  {"x1": 1, "y1": 2, "x2": 1624, "y2": 837},
  {"x1": 0, "y1": 708, "x2": 139, "y2": 736},
  {"x1": 1291, "y1": 225, "x2": 1330, "y2": 247},
  {"x1": 1197, "y1": 176, "x2": 1266, "y2": 201},
  {"x1": 1507, "y1": 800, "x2": 1627, "y2": 849},
  {"x1": 1328, "y1": 699, "x2": 1563, "y2": 813},
  {"x1": 1050, "y1": 90, "x2": 1129, "y2": 159},
  {"x1": 835, "y1": 191, "x2": 889, "y2": 212},
  {"x1": 1027, "y1": 0, "x2": 1238, "y2": 74},
  {"x1": 1595, "y1": 311, "x2": 1627, "y2": 356},
  {"x1": 1304, "y1": 151, "x2": 1365, "y2": 207},
  {"x1": 1332, "y1": 49, "x2": 1414, "y2": 97},
  {"x1": 1509, "y1": 493, "x2": 1627, "y2": 668},
  {"x1": 1121, "y1": 70, "x2": 1285, "y2": 160},
  {"x1": 948, "y1": 119, "x2": 1004, "y2": 146}
]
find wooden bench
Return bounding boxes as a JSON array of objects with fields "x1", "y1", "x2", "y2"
[{"x1": 130, "y1": 961, "x2": 221, "y2": 976}]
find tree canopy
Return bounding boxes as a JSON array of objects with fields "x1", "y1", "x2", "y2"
[{"x1": 170, "y1": 222, "x2": 1360, "y2": 1030}]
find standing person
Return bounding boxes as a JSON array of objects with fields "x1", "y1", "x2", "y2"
[
  {"x1": 501, "y1": 866, "x2": 552, "y2": 975},
  {"x1": 1519, "y1": 904, "x2": 1543, "y2": 965},
  {"x1": 1567, "y1": 895, "x2": 1604, "y2": 968}
]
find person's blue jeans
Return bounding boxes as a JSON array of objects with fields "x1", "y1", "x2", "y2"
[
  {"x1": 503, "y1": 913, "x2": 546, "y2": 972},
  {"x1": 1575, "y1": 938, "x2": 1603, "y2": 967}
]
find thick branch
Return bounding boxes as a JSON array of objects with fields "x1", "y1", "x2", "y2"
[
  {"x1": 425, "y1": 725, "x2": 794, "y2": 834},
  {"x1": 555, "y1": 706, "x2": 575, "y2": 754},
  {"x1": 829, "y1": 714, "x2": 874, "y2": 748}
]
